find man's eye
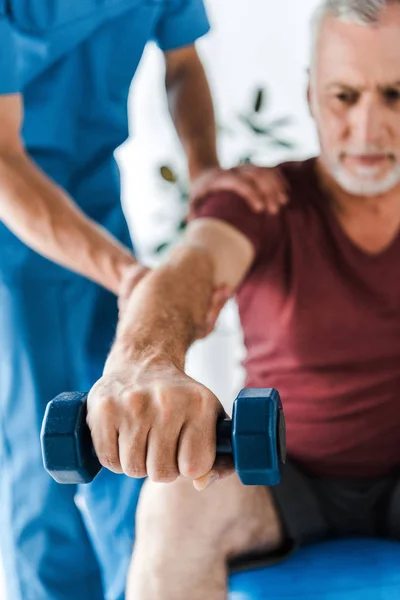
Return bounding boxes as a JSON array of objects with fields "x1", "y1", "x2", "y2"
[
  {"x1": 336, "y1": 92, "x2": 357, "y2": 105},
  {"x1": 384, "y1": 89, "x2": 400, "y2": 104}
]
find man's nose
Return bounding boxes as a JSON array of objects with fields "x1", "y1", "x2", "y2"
[{"x1": 349, "y1": 95, "x2": 388, "y2": 149}]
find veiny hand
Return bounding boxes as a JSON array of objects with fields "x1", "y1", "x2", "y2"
[
  {"x1": 87, "y1": 360, "x2": 234, "y2": 491},
  {"x1": 191, "y1": 164, "x2": 289, "y2": 214}
]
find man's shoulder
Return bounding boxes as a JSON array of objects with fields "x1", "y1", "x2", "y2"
[
  {"x1": 276, "y1": 157, "x2": 321, "y2": 213},
  {"x1": 278, "y1": 157, "x2": 318, "y2": 190}
]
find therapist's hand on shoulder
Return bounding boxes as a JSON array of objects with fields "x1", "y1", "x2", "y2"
[{"x1": 191, "y1": 164, "x2": 289, "y2": 214}]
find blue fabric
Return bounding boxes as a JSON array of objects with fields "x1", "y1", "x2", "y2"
[
  {"x1": 0, "y1": 0, "x2": 210, "y2": 279},
  {"x1": 0, "y1": 277, "x2": 145, "y2": 600},
  {"x1": 0, "y1": 17, "x2": 19, "y2": 94},
  {"x1": 228, "y1": 539, "x2": 400, "y2": 600},
  {"x1": 0, "y1": 1, "x2": 210, "y2": 599},
  {"x1": 155, "y1": 0, "x2": 210, "y2": 51}
]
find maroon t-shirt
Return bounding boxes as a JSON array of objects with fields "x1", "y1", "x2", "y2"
[{"x1": 192, "y1": 158, "x2": 400, "y2": 478}]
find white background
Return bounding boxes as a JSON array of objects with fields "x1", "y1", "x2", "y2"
[{"x1": 0, "y1": 0, "x2": 320, "y2": 594}]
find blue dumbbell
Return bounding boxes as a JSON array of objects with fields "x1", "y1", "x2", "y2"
[{"x1": 41, "y1": 388, "x2": 286, "y2": 486}]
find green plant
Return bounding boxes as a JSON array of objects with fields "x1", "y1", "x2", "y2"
[{"x1": 155, "y1": 86, "x2": 297, "y2": 254}]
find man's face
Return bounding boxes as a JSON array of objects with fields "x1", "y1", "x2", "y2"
[{"x1": 309, "y1": 6, "x2": 400, "y2": 197}]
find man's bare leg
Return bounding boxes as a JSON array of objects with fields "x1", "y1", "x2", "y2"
[{"x1": 127, "y1": 474, "x2": 283, "y2": 600}]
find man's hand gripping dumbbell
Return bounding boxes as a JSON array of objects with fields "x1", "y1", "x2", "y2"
[{"x1": 41, "y1": 382, "x2": 286, "y2": 489}]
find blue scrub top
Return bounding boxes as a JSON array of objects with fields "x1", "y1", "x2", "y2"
[{"x1": 0, "y1": 0, "x2": 210, "y2": 280}]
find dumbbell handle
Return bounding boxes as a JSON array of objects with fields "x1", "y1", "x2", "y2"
[{"x1": 216, "y1": 419, "x2": 234, "y2": 454}]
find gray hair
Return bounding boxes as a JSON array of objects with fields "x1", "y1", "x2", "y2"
[
  {"x1": 313, "y1": 0, "x2": 399, "y2": 26},
  {"x1": 310, "y1": 0, "x2": 400, "y2": 73}
]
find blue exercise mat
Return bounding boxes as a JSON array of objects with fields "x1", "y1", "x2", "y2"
[{"x1": 229, "y1": 539, "x2": 400, "y2": 599}]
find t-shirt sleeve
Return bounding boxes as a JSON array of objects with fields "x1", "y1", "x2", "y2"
[
  {"x1": 188, "y1": 191, "x2": 270, "y2": 259},
  {"x1": 0, "y1": 6, "x2": 19, "y2": 95},
  {"x1": 155, "y1": 0, "x2": 210, "y2": 52}
]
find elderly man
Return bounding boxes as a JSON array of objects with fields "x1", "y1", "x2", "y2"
[{"x1": 88, "y1": 0, "x2": 400, "y2": 598}]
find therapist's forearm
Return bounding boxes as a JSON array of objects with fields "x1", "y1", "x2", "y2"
[
  {"x1": 0, "y1": 150, "x2": 135, "y2": 294},
  {"x1": 165, "y1": 52, "x2": 219, "y2": 180}
]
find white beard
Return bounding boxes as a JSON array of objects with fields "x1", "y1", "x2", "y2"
[{"x1": 329, "y1": 161, "x2": 400, "y2": 197}]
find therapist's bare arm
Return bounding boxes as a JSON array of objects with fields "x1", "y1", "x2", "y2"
[
  {"x1": 0, "y1": 95, "x2": 136, "y2": 294},
  {"x1": 164, "y1": 45, "x2": 219, "y2": 179},
  {"x1": 164, "y1": 46, "x2": 289, "y2": 213},
  {"x1": 87, "y1": 218, "x2": 255, "y2": 490}
]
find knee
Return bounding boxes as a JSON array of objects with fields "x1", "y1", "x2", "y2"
[
  {"x1": 135, "y1": 476, "x2": 219, "y2": 539},
  {"x1": 135, "y1": 474, "x2": 283, "y2": 556}
]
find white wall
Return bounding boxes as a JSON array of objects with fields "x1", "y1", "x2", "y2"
[{"x1": 0, "y1": 0, "x2": 321, "y2": 595}]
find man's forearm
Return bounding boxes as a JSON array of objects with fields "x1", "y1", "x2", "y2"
[
  {"x1": 106, "y1": 245, "x2": 214, "y2": 371},
  {"x1": 165, "y1": 49, "x2": 219, "y2": 180},
  {"x1": 0, "y1": 150, "x2": 135, "y2": 293}
]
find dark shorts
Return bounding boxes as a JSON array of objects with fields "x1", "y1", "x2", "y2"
[{"x1": 229, "y1": 459, "x2": 400, "y2": 573}]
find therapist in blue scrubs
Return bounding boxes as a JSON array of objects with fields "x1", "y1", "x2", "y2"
[
  {"x1": 0, "y1": 1, "x2": 283, "y2": 599},
  {"x1": 0, "y1": 2, "x2": 213, "y2": 599}
]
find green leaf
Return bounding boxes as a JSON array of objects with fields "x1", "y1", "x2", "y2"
[
  {"x1": 254, "y1": 88, "x2": 265, "y2": 113},
  {"x1": 238, "y1": 114, "x2": 269, "y2": 135},
  {"x1": 160, "y1": 166, "x2": 177, "y2": 183},
  {"x1": 265, "y1": 116, "x2": 293, "y2": 130},
  {"x1": 178, "y1": 219, "x2": 187, "y2": 231},
  {"x1": 155, "y1": 242, "x2": 170, "y2": 254},
  {"x1": 177, "y1": 185, "x2": 189, "y2": 203},
  {"x1": 270, "y1": 138, "x2": 296, "y2": 149}
]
